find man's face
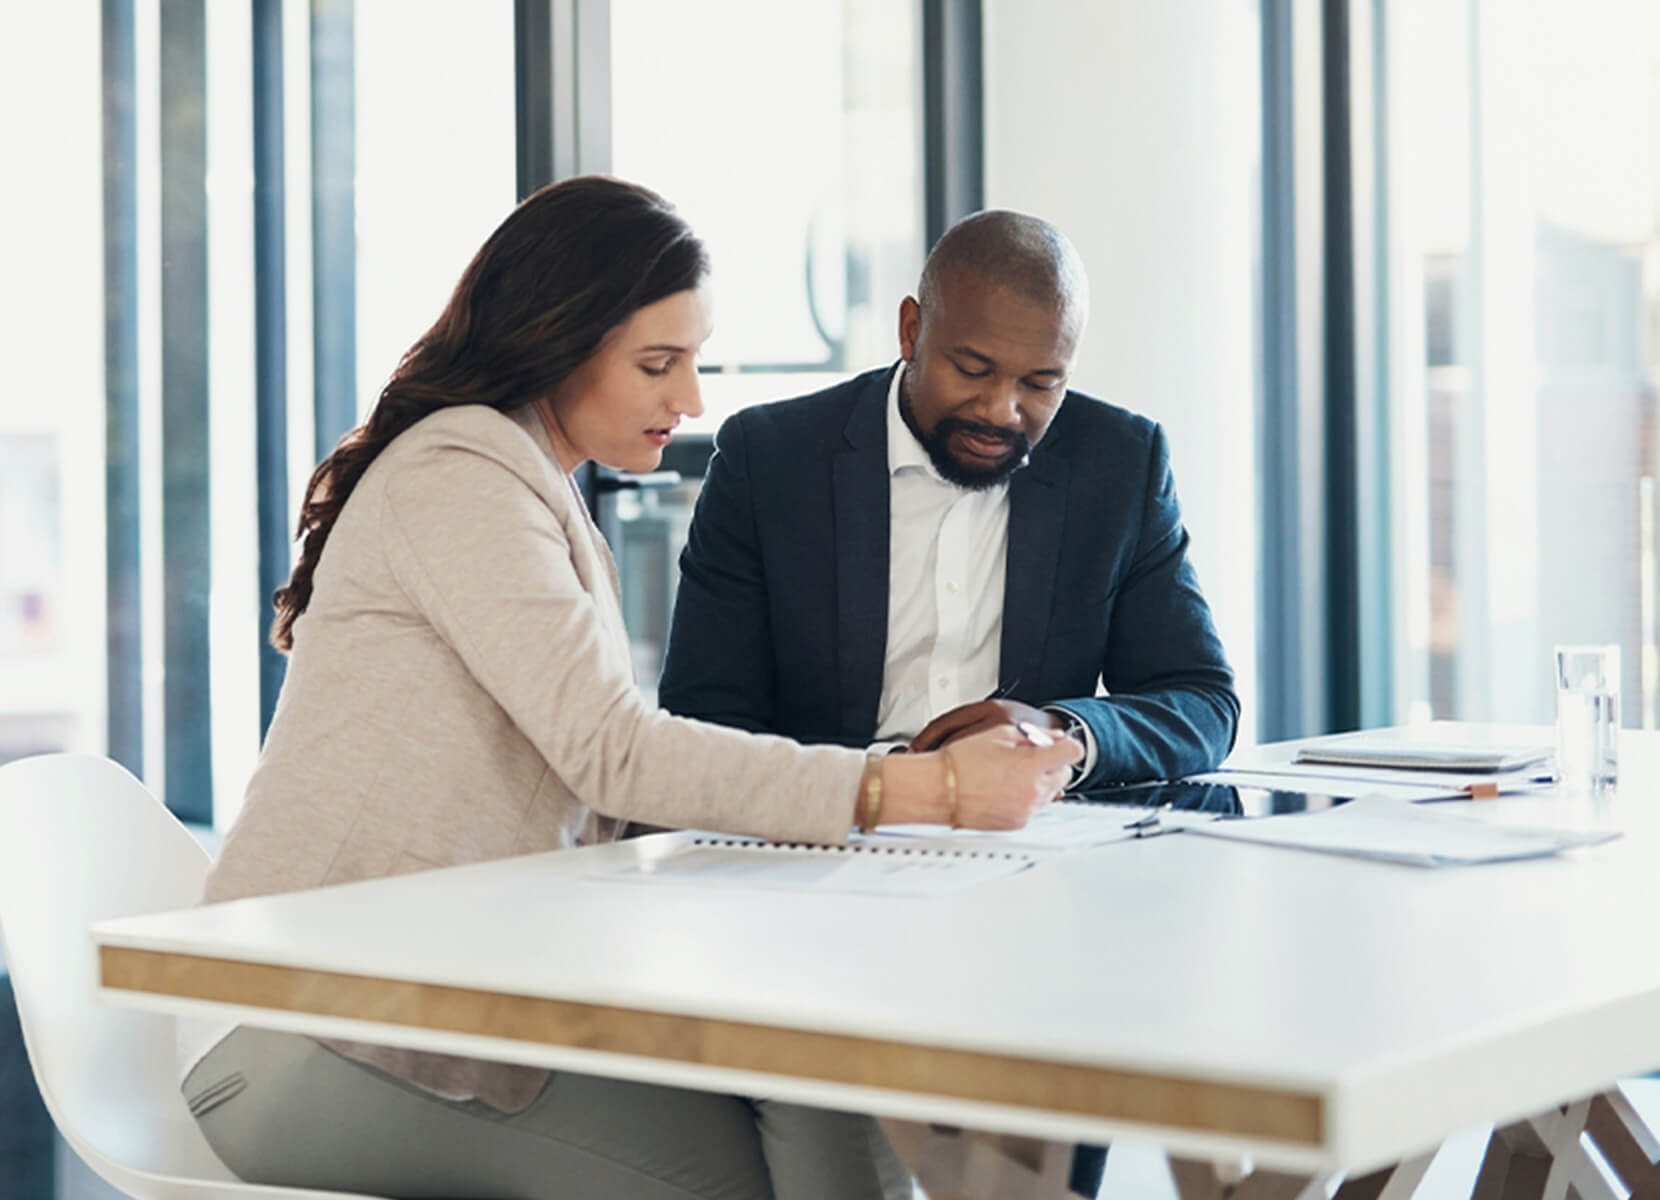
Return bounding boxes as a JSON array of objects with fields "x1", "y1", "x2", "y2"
[{"x1": 897, "y1": 273, "x2": 1082, "y2": 489}]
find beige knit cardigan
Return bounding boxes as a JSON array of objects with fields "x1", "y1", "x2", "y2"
[{"x1": 199, "y1": 403, "x2": 866, "y2": 1111}]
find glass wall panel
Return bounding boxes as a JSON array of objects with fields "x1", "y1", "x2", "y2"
[
  {"x1": 0, "y1": 2, "x2": 520, "y2": 826},
  {"x1": 0, "y1": 5, "x2": 107, "y2": 772},
  {"x1": 1388, "y1": 0, "x2": 1660, "y2": 729},
  {"x1": 611, "y1": 0, "x2": 926, "y2": 426},
  {"x1": 606, "y1": 0, "x2": 928, "y2": 691},
  {"x1": 353, "y1": 0, "x2": 516, "y2": 422}
]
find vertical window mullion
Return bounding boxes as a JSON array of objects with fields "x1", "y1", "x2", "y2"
[
  {"x1": 254, "y1": 0, "x2": 289, "y2": 736},
  {"x1": 921, "y1": 0, "x2": 982, "y2": 249},
  {"x1": 1323, "y1": 0, "x2": 1361, "y2": 732},
  {"x1": 159, "y1": 0, "x2": 212, "y2": 821},
  {"x1": 515, "y1": 0, "x2": 611, "y2": 511},
  {"x1": 310, "y1": 0, "x2": 355, "y2": 456},
  {"x1": 104, "y1": 0, "x2": 144, "y2": 778}
]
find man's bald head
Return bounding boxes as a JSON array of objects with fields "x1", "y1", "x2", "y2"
[
  {"x1": 896, "y1": 210, "x2": 1088, "y2": 490},
  {"x1": 917, "y1": 210, "x2": 1089, "y2": 326}
]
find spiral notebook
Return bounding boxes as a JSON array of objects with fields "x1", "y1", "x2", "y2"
[
  {"x1": 595, "y1": 835, "x2": 1038, "y2": 896},
  {"x1": 593, "y1": 801, "x2": 1185, "y2": 896}
]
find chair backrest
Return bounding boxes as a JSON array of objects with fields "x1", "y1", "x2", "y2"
[{"x1": 0, "y1": 753, "x2": 234, "y2": 1183}]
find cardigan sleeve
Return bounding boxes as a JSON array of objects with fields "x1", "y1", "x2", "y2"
[{"x1": 375, "y1": 423, "x2": 865, "y2": 845}]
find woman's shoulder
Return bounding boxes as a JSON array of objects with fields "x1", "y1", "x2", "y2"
[
  {"x1": 372, "y1": 405, "x2": 563, "y2": 497},
  {"x1": 390, "y1": 403, "x2": 540, "y2": 459}
]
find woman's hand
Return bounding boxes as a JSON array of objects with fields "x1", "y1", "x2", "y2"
[{"x1": 880, "y1": 725, "x2": 1082, "y2": 830}]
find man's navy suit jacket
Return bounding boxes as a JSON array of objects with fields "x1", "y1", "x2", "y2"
[{"x1": 659, "y1": 366, "x2": 1240, "y2": 787}]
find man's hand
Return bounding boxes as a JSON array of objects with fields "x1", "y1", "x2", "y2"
[{"x1": 909, "y1": 699, "x2": 1066, "y2": 753}]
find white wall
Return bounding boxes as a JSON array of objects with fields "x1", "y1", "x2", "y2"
[{"x1": 983, "y1": 0, "x2": 1262, "y2": 742}]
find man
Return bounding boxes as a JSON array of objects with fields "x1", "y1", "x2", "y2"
[{"x1": 660, "y1": 209, "x2": 1238, "y2": 788}]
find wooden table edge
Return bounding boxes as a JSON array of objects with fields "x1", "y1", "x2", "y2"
[{"x1": 101, "y1": 944, "x2": 1325, "y2": 1146}]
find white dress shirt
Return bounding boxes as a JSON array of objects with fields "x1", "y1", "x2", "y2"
[
  {"x1": 871, "y1": 365, "x2": 1101, "y2": 780},
  {"x1": 874, "y1": 366, "x2": 1011, "y2": 742}
]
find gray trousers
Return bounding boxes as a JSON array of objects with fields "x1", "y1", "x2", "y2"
[{"x1": 184, "y1": 1027, "x2": 912, "y2": 1200}]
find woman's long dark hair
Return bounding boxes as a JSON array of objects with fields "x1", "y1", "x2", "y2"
[{"x1": 271, "y1": 176, "x2": 708, "y2": 651}]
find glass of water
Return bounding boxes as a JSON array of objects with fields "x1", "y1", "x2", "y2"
[{"x1": 1554, "y1": 644, "x2": 1620, "y2": 791}]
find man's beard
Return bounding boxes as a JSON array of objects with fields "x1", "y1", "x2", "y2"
[{"x1": 900, "y1": 369, "x2": 1033, "y2": 491}]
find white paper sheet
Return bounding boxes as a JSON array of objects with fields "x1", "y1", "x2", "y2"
[
  {"x1": 866, "y1": 799, "x2": 1174, "y2": 853},
  {"x1": 1185, "y1": 795, "x2": 1619, "y2": 866}
]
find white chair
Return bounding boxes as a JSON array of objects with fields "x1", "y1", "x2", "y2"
[{"x1": 0, "y1": 752, "x2": 381, "y2": 1200}]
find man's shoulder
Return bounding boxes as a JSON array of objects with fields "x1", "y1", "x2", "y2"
[
  {"x1": 1049, "y1": 389, "x2": 1160, "y2": 457},
  {"x1": 718, "y1": 366, "x2": 890, "y2": 447}
]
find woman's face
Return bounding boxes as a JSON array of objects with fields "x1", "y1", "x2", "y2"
[{"x1": 544, "y1": 287, "x2": 713, "y2": 475}]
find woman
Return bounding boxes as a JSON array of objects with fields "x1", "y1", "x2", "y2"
[{"x1": 182, "y1": 176, "x2": 1080, "y2": 1200}]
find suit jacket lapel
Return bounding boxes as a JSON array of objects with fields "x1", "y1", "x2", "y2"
[
  {"x1": 832, "y1": 375, "x2": 892, "y2": 739},
  {"x1": 1000, "y1": 441, "x2": 1069, "y2": 698}
]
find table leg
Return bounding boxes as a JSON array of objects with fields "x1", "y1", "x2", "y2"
[
  {"x1": 1471, "y1": 1097, "x2": 1625, "y2": 1200},
  {"x1": 1167, "y1": 1156, "x2": 1226, "y2": 1200},
  {"x1": 1329, "y1": 1153, "x2": 1434, "y2": 1200},
  {"x1": 1583, "y1": 1088, "x2": 1660, "y2": 1195},
  {"x1": 1229, "y1": 1169, "x2": 1321, "y2": 1200},
  {"x1": 1167, "y1": 1157, "x2": 1323, "y2": 1200},
  {"x1": 1167, "y1": 1150, "x2": 1439, "y2": 1200},
  {"x1": 878, "y1": 1120, "x2": 1082, "y2": 1198}
]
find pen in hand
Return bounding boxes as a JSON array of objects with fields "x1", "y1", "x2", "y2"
[{"x1": 1015, "y1": 720, "x2": 1055, "y2": 748}]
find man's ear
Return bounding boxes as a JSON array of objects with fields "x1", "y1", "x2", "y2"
[{"x1": 897, "y1": 296, "x2": 921, "y2": 361}]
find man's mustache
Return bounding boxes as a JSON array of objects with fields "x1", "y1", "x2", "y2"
[{"x1": 935, "y1": 418, "x2": 1030, "y2": 454}]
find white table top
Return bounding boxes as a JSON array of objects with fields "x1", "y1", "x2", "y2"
[{"x1": 95, "y1": 724, "x2": 1660, "y2": 1173}]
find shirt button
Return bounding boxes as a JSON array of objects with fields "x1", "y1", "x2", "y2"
[
  {"x1": 945, "y1": 580, "x2": 960, "y2": 593},
  {"x1": 937, "y1": 677, "x2": 950, "y2": 689}
]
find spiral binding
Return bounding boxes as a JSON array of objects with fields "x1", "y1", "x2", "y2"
[{"x1": 689, "y1": 836, "x2": 1034, "y2": 863}]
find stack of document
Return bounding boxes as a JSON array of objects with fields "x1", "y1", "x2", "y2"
[
  {"x1": 1217, "y1": 729, "x2": 1556, "y2": 799},
  {"x1": 1188, "y1": 795, "x2": 1617, "y2": 867},
  {"x1": 1291, "y1": 734, "x2": 1550, "y2": 773}
]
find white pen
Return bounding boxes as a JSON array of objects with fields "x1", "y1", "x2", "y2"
[{"x1": 1014, "y1": 720, "x2": 1055, "y2": 748}]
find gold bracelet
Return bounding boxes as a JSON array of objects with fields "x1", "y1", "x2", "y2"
[
  {"x1": 859, "y1": 756, "x2": 884, "y2": 833},
  {"x1": 942, "y1": 746, "x2": 959, "y2": 828}
]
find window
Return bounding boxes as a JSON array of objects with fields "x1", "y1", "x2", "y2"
[
  {"x1": 610, "y1": 0, "x2": 927, "y2": 428},
  {"x1": 0, "y1": 6, "x2": 108, "y2": 775},
  {"x1": 1387, "y1": 0, "x2": 1660, "y2": 729},
  {"x1": 352, "y1": 2, "x2": 517, "y2": 424},
  {"x1": 605, "y1": 0, "x2": 929, "y2": 689},
  {"x1": 0, "y1": 2, "x2": 520, "y2": 827}
]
